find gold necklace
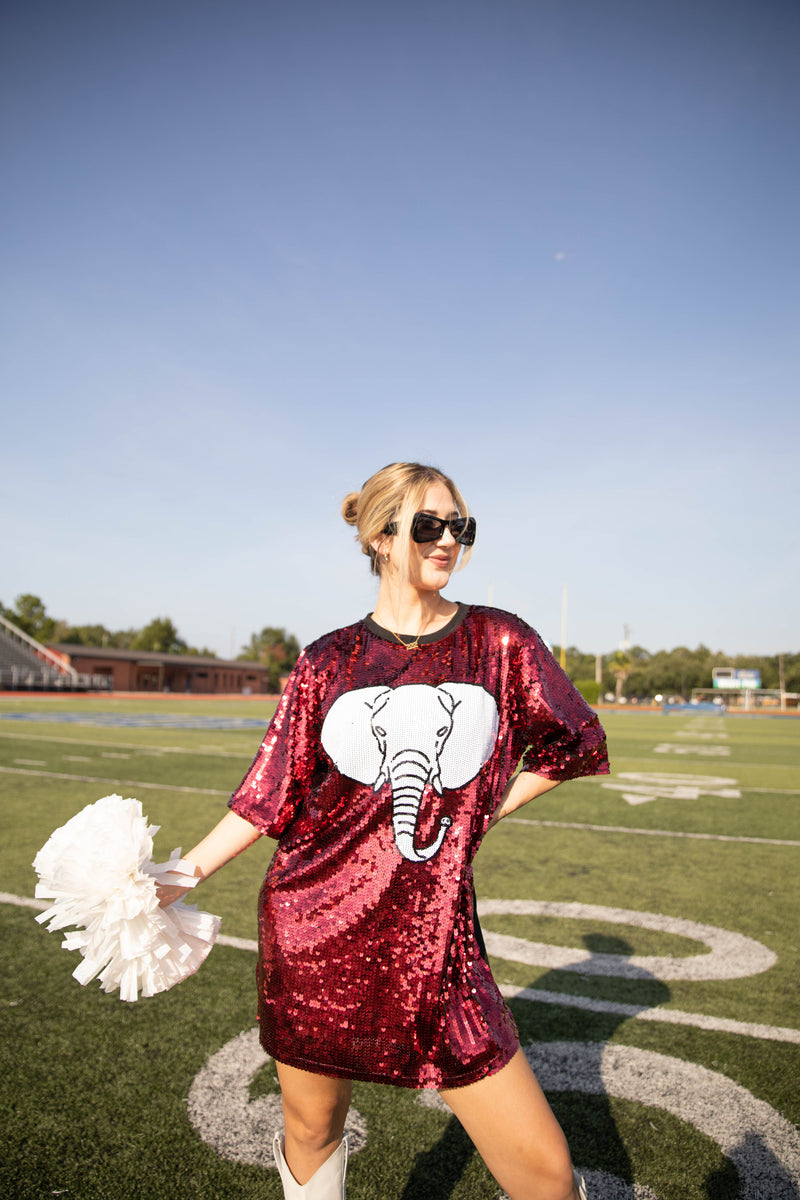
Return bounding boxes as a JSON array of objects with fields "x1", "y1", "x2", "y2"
[
  {"x1": 381, "y1": 601, "x2": 452, "y2": 650},
  {"x1": 390, "y1": 629, "x2": 423, "y2": 651}
]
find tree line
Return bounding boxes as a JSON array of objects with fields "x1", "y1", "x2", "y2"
[
  {"x1": 2, "y1": 593, "x2": 796, "y2": 700},
  {"x1": 0, "y1": 594, "x2": 300, "y2": 692},
  {"x1": 555, "y1": 642, "x2": 800, "y2": 702}
]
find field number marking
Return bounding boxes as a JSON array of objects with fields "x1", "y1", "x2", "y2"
[
  {"x1": 601, "y1": 772, "x2": 740, "y2": 806},
  {"x1": 520, "y1": 1042, "x2": 800, "y2": 1200},
  {"x1": 4, "y1": 889, "x2": 797, "y2": 1047},
  {"x1": 189, "y1": 1030, "x2": 800, "y2": 1198}
]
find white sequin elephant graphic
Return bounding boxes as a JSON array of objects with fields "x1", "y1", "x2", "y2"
[{"x1": 321, "y1": 683, "x2": 499, "y2": 862}]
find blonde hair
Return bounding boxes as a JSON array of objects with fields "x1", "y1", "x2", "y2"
[{"x1": 341, "y1": 462, "x2": 473, "y2": 577}]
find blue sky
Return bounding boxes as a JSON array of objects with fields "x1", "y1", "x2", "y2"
[{"x1": 2, "y1": 0, "x2": 797, "y2": 659}]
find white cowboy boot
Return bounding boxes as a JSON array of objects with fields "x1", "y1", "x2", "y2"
[
  {"x1": 574, "y1": 1171, "x2": 588, "y2": 1199},
  {"x1": 273, "y1": 1132, "x2": 348, "y2": 1200}
]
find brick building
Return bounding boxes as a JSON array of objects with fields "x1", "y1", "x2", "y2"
[{"x1": 48, "y1": 644, "x2": 270, "y2": 694}]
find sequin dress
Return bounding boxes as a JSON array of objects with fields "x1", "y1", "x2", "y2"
[{"x1": 229, "y1": 604, "x2": 609, "y2": 1090}]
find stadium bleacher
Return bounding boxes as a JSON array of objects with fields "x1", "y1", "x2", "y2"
[{"x1": 0, "y1": 618, "x2": 108, "y2": 691}]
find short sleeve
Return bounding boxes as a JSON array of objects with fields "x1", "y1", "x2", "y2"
[
  {"x1": 509, "y1": 625, "x2": 609, "y2": 781},
  {"x1": 228, "y1": 650, "x2": 320, "y2": 838}
]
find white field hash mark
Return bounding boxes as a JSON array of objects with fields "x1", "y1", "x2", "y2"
[
  {"x1": 654, "y1": 743, "x2": 731, "y2": 756},
  {"x1": 674, "y1": 731, "x2": 728, "y2": 740}
]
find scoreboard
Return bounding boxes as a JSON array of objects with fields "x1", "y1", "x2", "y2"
[{"x1": 712, "y1": 668, "x2": 762, "y2": 690}]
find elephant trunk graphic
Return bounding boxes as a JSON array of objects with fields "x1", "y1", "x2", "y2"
[
  {"x1": 381, "y1": 747, "x2": 453, "y2": 862},
  {"x1": 320, "y1": 682, "x2": 500, "y2": 865},
  {"x1": 368, "y1": 687, "x2": 458, "y2": 863}
]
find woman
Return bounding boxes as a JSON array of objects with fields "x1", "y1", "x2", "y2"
[{"x1": 161, "y1": 462, "x2": 609, "y2": 1200}]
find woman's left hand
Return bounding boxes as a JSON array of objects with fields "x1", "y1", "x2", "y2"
[{"x1": 489, "y1": 772, "x2": 562, "y2": 827}]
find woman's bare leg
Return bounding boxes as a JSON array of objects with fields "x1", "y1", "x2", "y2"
[
  {"x1": 439, "y1": 1049, "x2": 581, "y2": 1200},
  {"x1": 275, "y1": 1059, "x2": 352, "y2": 1185}
]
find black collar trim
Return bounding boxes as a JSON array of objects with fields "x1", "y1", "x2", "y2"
[{"x1": 364, "y1": 602, "x2": 469, "y2": 646}]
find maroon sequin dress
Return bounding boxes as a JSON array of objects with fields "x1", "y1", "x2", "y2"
[{"x1": 229, "y1": 605, "x2": 609, "y2": 1090}]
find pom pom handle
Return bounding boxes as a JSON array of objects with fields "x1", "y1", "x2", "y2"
[{"x1": 144, "y1": 849, "x2": 202, "y2": 889}]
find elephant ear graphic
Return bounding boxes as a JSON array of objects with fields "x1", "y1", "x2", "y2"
[
  {"x1": 320, "y1": 685, "x2": 391, "y2": 785},
  {"x1": 434, "y1": 684, "x2": 499, "y2": 787}
]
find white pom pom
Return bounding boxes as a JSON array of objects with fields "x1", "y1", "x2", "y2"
[{"x1": 32, "y1": 795, "x2": 220, "y2": 1002}]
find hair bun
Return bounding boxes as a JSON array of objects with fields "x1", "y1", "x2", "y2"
[{"x1": 341, "y1": 491, "x2": 360, "y2": 526}]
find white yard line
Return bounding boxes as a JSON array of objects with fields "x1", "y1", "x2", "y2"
[
  {"x1": 504, "y1": 817, "x2": 800, "y2": 847},
  {"x1": 602, "y1": 758, "x2": 800, "y2": 775},
  {"x1": 741, "y1": 787, "x2": 800, "y2": 795},
  {"x1": 2, "y1": 764, "x2": 796, "y2": 841},
  {"x1": 0, "y1": 730, "x2": 251, "y2": 758},
  {"x1": 0, "y1": 764, "x2": 229, "y2": 796},
  {"x1": 5, "y1": 891, "x2": 796, "y2": 1046},
  {"x1": 497, "y1": 984, "x2": 800, "y2": 1044}
]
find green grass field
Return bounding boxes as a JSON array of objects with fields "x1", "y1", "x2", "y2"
[{"x1": 1, "y1": 697, "x2": 798, "y2": 1199}]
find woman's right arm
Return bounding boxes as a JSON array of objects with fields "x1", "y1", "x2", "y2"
[{"x1": 157, "y1": 810, "x2": 262, "y2": 907}]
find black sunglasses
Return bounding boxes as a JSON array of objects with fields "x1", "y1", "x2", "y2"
[{"x1": 383, "y1": 512, "x2": 477, "y2": 546}]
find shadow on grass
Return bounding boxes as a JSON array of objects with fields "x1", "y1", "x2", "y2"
[
  {"x1": 538, "y1": 932, "x2": 670, "y2": 1191},
  {"x1": 399, "y1": 1116, "x2": 477, "y2": 1200},
  {"x1": 511, "y1": 935, "x2": 748, "y2": 1200},
  {"x1": 395, "y1": 932, "x2": 669, "y2": 1198},
  {"x1": 705, "y1": 1131, "x2": 794, "y2": 1200},
  {"x1": 399, "y1": 932, "x2": 680, "y2": 1199}
]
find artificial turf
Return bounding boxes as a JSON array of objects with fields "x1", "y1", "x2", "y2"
[{"x1": 1, "y1": 699, "x2": 798, "y2": 1198}]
